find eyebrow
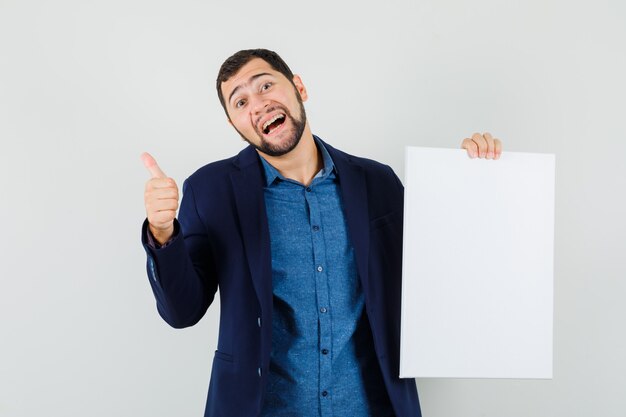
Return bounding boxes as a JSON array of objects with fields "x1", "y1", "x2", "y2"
[{"x1": 228, "y1": 72, "x2": 273, "y2": 105}]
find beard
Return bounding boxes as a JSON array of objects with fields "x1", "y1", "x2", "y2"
[{"x1": 235, "y1": 95, "x2": 307, "y2": 157}]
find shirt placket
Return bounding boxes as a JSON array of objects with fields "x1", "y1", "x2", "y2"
[{"x1": 304, "y1": 184, "x2": 333, "y2": 417}]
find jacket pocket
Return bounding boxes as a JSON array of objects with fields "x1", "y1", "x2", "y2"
[
  {"x1": 214, "y1": 350, "x2": 234, "y2": 363},
  {"x1": 370, "y1": 211, "x2": 400, "y2": 231}
]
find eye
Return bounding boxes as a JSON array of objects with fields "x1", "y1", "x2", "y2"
[
  {"x1": 261, "y1": 82, "x2": 272, "y2": 91},
  {"x1": 235, "y1": 99, "x2": 246, "y2": 108}
]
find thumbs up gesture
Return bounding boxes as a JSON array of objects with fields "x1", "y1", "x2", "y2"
[{"x1": 141, "y1": 152, "x2": 179, "y2": 245}]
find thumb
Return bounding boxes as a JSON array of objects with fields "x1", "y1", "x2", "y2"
[{"x1": 141, "y1": 152, "x2": 167, "y2": 179}]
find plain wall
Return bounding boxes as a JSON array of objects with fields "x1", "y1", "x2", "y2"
[{"x1": 1, "y1": 0, "x2": 624, "y2": 416}]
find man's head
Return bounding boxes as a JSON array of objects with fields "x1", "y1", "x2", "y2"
[
  {"x1": 216, "y1": 49, "x2": 295, "y2": 113},
  {"x1": 216, "y1": 49, "x2": 309, "y2": 157}
]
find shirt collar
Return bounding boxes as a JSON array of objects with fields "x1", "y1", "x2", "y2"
[{"x1": 259, "y1": 135, "x2": 336, "y2": 187}]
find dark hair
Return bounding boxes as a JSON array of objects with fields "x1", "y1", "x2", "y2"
[{"x1": 216, "y1": 49, "x2": 295, "y2": 115}]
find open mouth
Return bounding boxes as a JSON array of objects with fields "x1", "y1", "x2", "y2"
[{"x1": 262, "y1": 113, "x2": 286, "y2": 135}]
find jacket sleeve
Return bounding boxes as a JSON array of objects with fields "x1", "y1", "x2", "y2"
[{"x1": 141, "y1": 179, "x2": 217, "y2": 329}]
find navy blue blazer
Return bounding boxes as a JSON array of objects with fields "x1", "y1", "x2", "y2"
[{"x1": 142, "y1": 139, "x2": 421, "y2": 417}]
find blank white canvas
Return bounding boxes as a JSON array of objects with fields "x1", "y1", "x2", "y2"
[{"x1": 400, "y1": 147, "x2": 554, "y2": 379}]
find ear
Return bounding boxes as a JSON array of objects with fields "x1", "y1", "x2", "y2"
[{"x1": 292, "y1": 74, "x2": 308, "y2": 102}]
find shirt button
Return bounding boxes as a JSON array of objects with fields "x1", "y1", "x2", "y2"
[
  {"x1": 320, "y1": 307, "x2": 327, "y2": 313},
  {"x1": 321, "y1": 349, "x2": 329, "y2": 355},
  {"x1": 312, "y1": 225, "x2": 320, "y2": 231},
  {"x1": 306, "y1": 187, "x2": 312, "y2": 192},
  {"x1": 317, "y1": 265, "x2": 323, "y2": 272},
  {"x1": 322, "y1": 390, "x2": 328, "y2": 397}
]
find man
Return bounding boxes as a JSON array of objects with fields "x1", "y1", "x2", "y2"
[{"x1": 141, "y1": 49, "x2": 502, "y2": 417}]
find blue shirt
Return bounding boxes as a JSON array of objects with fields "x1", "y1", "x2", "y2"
[{"x1": 259, "y1": 137, "x2": 394, "y2": 417}]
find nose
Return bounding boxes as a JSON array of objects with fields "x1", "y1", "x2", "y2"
[{"x1": 252, "y1": 97, "x2": 271, "y2": 115}]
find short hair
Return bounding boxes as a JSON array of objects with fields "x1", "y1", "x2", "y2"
[{"x1": 216, "y1": 49, "x2": 295, "y2": 115}]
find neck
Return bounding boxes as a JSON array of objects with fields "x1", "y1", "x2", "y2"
[{"x1": 258, "y1": 125, "x2": 321, "y2": 186}]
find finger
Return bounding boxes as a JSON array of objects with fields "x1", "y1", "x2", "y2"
[
  {"x1": 494, "y1": 138, "x2": 503, "y2": 159},
  {"x1": 483, "y1": 132, "x2": 495, "y2": 159},
  {"x1": 146, "y1": 177, "x2": 177, "y2": 190},
  {"x1": 151, "y1": 188, "x2": 179, "y2": 200},
  {"x1": 461, "y1": 138, "x2": 478, "y2": 158},
  {"x1": 146, "y1": 199, "x2": 179, "y2": 216},
  {"x1": 150, "y1": 211, "x2": 177, "y2": 228},
  {"x1": 471, "y1": 133, "x2": 488, "y2": 158},
  {"x1": 141, "y1": 152, "x2": 167, "y2": 179},
  {"x1": 145, "y1": 190, "x2": 179, "y2": 206},
  {"x1": 151, "y1": 199, "x2": 179, "y2": 212}
]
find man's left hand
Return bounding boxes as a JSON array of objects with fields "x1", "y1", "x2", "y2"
[{"x1": 461, "y1": 132, "x2": 502, "y2": 159}]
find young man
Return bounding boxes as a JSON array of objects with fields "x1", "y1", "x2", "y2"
[{"x1": 141, "y1": 49, "x2": 502, "y2": 417}]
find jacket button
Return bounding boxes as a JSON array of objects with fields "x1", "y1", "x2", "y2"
[
  {"x1": 257, "y1": 317, "x2": 261, "y2": 327},
  {"x1": 321, "y1": 390, "x2": 328, "y2": 397},
  {"x1": 258, "y1": 367, "x2": 262, "y2": 377},
  {"x1": 321, "y1": 349, "x2": 329, "y2": 355}
]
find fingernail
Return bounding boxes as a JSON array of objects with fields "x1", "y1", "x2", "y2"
[{"x1": 488, "y1": 152, "x2": 494, "y2": 159}]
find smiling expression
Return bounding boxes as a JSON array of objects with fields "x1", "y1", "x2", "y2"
[{"x1": 221, "y1": 59, "x2": 309, "y2": 157}]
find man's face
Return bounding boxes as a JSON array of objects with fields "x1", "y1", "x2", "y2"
[{"x1": 221, "y1": 58, "x2": 308, "y2": 157}]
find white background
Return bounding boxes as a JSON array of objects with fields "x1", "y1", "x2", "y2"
[{"x1": 0, "y1": 0, "x2": 624, "y2": 416}]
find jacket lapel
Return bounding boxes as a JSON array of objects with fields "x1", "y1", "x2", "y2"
[
  {"x1": 229, "y1": 146, "x2": 273, "y2": 314},
  {"x1": 323, "y1": 141, "x2": 371, "y2": 292}
]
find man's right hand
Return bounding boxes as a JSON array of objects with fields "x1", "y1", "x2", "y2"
[{"x1": 141, "y1": 152, "x2": 179, "y2": 245}]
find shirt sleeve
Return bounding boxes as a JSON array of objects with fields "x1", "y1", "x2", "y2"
[{"x1": 144, "y1": 220, "x2": 180, "y2": 249}]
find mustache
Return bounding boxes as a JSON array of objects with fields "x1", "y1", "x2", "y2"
[{"x1": 254, "y1": 105, "x2": 290, "y2": 127}]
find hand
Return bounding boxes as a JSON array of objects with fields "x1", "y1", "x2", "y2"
[
  {"x1": 141, "y1": 152, "x2": 179, "y2": 245},
  {"x1": 461, "y1": 132, "x2": 502, "y2": 159}
]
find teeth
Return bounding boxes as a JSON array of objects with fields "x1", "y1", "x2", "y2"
[{"x1": 262, "y1": 114, "x2": 284, "y2": 130}]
